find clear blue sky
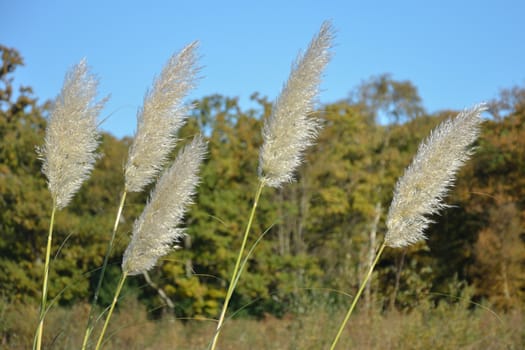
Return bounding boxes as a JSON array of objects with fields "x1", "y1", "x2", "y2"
[{"x1": 2, "y1": 0, "x2": 524, "y2": 138}]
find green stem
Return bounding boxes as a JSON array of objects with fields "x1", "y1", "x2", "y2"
[
  {"x1": 94, "y1": 272, "x2": 128, "y2": 350},
  {"x1": 34, "y1": 205, "x2": 57, "y2": 350},
  {"x1": 329, "y1": 242, "x2": 386, "y2": 350},
  {"x1": 210, "y1": 181, "x2": 265, "y2": 350},
  {"x1": 81, "y1": 190, "x2": 127, "y2": 350}
]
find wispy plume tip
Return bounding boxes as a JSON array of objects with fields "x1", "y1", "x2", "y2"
[
  {"x1": 38, "y1": 59, "x2": 106, "y2": 209},
  {"x1": 122, "y1": 136, "x2": 207, "y2": 275},
  {"x1": 258, "y1": 21, "x2": 334, "y2": 188},
  {"x1": 385, "y1": 104, "x2": 487, "y2": 248},
  {"x1": 125, "y1": 42, "x2": 201, "y2": 192}
]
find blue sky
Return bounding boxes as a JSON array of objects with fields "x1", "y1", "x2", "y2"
[{"x1": 2, "y1": 0, "x2": 524, "y2": 138}]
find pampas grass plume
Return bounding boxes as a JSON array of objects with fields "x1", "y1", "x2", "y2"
[
  {"x1": 385, "y1": 104, "x2": 487, "y2": 248},
  {"x1": 125, "y1": 42, "x2": 200, "y2": 192},
  {"x1": 258, "y1": 21, "x2": 334, "y2": 188},
  {"x1": 39, "y1": 59, "x2": 106, "y2": 209},
  {"x1": 122, "y1": 136, "x2": 207, "y2": 275},
  {"x1": 210, "y1": 23, "x2": 334, "y2": 350},
  {"x1": 330, "y1": 104, "x2": 486, "y2": 350}
]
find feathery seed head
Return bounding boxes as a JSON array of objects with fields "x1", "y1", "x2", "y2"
[
  {"x1": 122, "y1": 135, "x2": 207, "y2": 275},
  {"x1": 38, "y1": 59, "x2": 106, "y2": 209},
  {"x1": 385, "y1": 104, "x2": 487, "y2": 248},
  {"x1": 258, "y1": 21, "x2": 334, "y2": 188},
  {"x1": 125, "y1": 41, "x2": 200, "y2": 192}
]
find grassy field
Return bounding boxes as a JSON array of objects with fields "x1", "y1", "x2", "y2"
[{"x1": 2, "y1": 296, "x2": 522, "y2": 350}]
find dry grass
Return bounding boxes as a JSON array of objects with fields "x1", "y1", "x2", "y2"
[{"x1": 2, "y1": 296, "x2": 522, "y2": 350}]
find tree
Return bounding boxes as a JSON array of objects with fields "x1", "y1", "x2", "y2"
[{"x1": 0, "y1": 45, "x2": 50, "y2": 302}]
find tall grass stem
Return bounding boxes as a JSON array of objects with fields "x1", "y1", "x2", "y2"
[
  {"x1": 81, "y1": 190, "x2": 128, "y2": 350},
  {"x1": 94, "y1": 272, "x2": 128, "y2": 350},
  {"x1": 210, "y1": 180, "x2": 265, "y2": 350},
  {"x1": 34, "y1": 205, "x2": 57, "y2": 350},
  {"x1": 329, "y1": 242, "x2": 386, "y2": 350}
]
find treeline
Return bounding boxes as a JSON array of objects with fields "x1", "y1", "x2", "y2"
[{"x1": 1, "y1": 46, "x2": 523, "y2": 319}]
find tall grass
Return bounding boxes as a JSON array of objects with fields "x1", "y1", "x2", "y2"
[
  {"x1": 329, "y1": 104, "x2": 487, "y2": 349},
  {"x1": 24, "y1": 20, "x2": 507, "y2": 350},
  {"x1": 210, "y1": 21, "x2": 334, "y2": 350},
  {"x1": 81, "y1": 42, "x2": 200, "y2": 349},
  {"x1": 94, "y1": 136, "x2": 207, "y2": 349},
  {"x1": 4, "y1": 296, "x2": 522, "y2": 349},
  {"x1": 36, "y1": 59, "x2": 106, "y2": 350}
]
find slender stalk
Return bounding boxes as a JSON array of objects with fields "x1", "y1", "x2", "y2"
[
  {"x1": 94, "y1": 272, "x2": 128, "y2": 350},
  {"x1": 329, "y1": 242, "x2": 386, "y2": 350},
  {"x1": 34, "y1": 205, "x2": 57, "y2": 350},
  {"x1": 81, "y1": 190, "x2": 127, "y2": 350},
  {"x1": 210, "y1": 180, "x2": 265, "y2": 350}
]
